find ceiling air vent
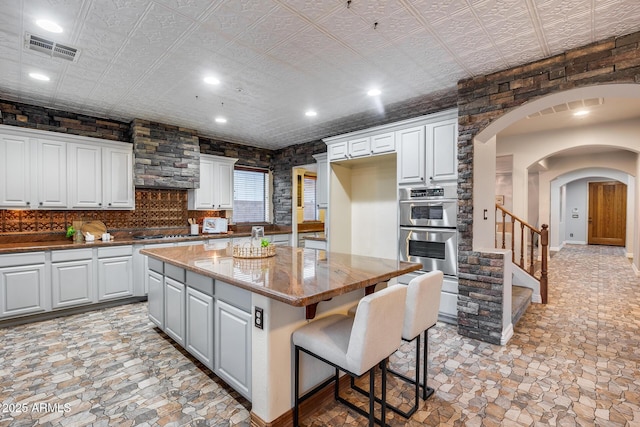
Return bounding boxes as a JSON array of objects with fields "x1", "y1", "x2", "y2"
[{"x1": 24, "y1": 33, "x2": 79, "y2": 62}]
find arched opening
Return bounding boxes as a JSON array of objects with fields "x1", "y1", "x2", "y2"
[{"x1": 472, "y1": 84, "x2": 640, "y2": 273}]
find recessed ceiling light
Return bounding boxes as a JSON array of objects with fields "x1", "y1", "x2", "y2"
[
  {"x1": 215, "y1": 117, "x2": 227, "y2": 124},
  {"x1": 29, "y1": 72, "x2": 50, "y2": 81},
  {"x1": 367, "y1": 88, "x2": 381, "y2": 97},
  {"x1": 305, "y1": 110, "x2": 317, "y2": 117},
  {"x1": 573, "y1": 110, "x2": 589, "y2": 117},
  {"x1": 204, "y1": 76, "x2": 220, "y2": 85},
  {"x1": 36, "y1": 19, "x2": 63, "y2": 33}
]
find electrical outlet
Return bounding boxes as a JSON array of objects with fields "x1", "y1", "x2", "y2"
[{"x1": 254, "y1": 307, "x2": 264, "y2": 329}]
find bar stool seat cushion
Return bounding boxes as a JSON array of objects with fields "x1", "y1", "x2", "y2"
[
  {"x1": 293, "y1": 285, "x2": 406, "y2": 376},
  {"x1": 292, "y1": 315, "x2": 353, "y2": 372}
]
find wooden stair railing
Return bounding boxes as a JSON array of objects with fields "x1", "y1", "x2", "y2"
[{"x1": 495, "y1": 204, "x2": 549, "y2": 304}]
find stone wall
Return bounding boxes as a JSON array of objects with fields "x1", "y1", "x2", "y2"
[
  {"x1": 132, "y1": 119, "x2": 200, "y2": 189},
  {"x1": 456, "y1": 30, "x2": 640, "y2": 344},
  {"x1": 0, "y1": 98, "x2": 129, "y2": 142}
]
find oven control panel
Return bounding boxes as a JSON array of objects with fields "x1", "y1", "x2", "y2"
[{"x1": 409, "y1": 186, "x2": 444, "y2": 199}]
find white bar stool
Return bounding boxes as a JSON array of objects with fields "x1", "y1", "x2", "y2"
[
  {"x1": 349, "y1": 271, "x2": 443, "y2": 418},
  {"x1": 292, "y1": 285, "x2": 407, "y2": 427}
]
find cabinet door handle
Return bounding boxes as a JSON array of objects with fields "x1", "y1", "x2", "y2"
[
  {"x1": 39, "y1": 202, "x2": 43, "y2": 206},
  {"x1": 26, "y1": 201, "x2": 30, "y2": 205},
  {"x1": 108, "y1": 203, "x2": 112, "y2": 206},
  {"x1": 99, "y1": 203, "x2": 102, "y2": 206}
]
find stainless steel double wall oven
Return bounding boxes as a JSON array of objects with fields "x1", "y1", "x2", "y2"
[{"x1": 399, "y1": 185, "x2": 457, "y2": 277}]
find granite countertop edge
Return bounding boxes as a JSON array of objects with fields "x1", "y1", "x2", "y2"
[
  {"x1": 0, "y1": 230, "x2": 291, "y2": 255},
  {"x1": 141, "y1": 247, "x2": 421, "y2": 307}
]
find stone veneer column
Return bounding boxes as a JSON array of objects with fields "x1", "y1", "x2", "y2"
[
  {"x1": 456, "y1": 30, "x2": 640, "y2": 344},
  {"x1": 132, "y1": 119, "x2": 200, "y2": 189}
]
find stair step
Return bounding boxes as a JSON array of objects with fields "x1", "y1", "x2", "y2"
[{"x1": 512, "y1": 285, "x2": 533, "y2": 326}]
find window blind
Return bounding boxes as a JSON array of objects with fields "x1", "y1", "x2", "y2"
[
  {"x1": 234, "y1": 168, "x2": 270, "y2": 223},
  {"x1": 303, "y1": 175, "x2": 316, "y2": 221}
]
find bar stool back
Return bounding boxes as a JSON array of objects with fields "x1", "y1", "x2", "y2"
[
  {"x1": 347, "y1": 271, "x2": 443, "y2": 418},
  {"x1": 393, "y1": 270, "x2": 443, "y2": 417},
  {"x1": 292, "y1": 285, "x2": 407, "y2": 427}
]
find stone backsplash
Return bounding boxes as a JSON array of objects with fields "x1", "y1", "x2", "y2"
[{"x1": 0, "y1": 189, "x2": 224, "y2": 237}]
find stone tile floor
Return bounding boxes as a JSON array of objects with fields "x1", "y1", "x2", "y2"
[{"x1": 1, "y1": 244, "x2": 639, "y2": 426}]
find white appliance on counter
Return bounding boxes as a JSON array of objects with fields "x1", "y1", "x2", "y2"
[{"x1": 203, "y1": 217, "x2": 228, "y2": 233}]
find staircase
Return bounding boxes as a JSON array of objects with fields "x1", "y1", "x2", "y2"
[
  {"x1": 512, "y1": 286, "x2": 533, "y2": 325},
  {"x1": 495, "y1": 204, "x2": 549, "y2": 304}
]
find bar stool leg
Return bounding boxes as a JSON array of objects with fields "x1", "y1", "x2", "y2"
[
  {"x1": 369, "y1": 367, "x2": 375, "y2": 426},
  {"x1": 294, "y1": 347, "x2": 300, "y2": 427},
  {"x1": 422, "y1": 330, "x2": 434, "y2": 400}
]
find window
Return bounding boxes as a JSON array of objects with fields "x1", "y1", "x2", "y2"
[
  {"x1": 303, "y1": 175, "x2": 317, "y2": 221},
  {"x1": 234, "y1": 167, "x2": 270, "y2": 223}
]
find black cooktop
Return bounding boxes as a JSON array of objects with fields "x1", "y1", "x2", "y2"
[{"x1": 132, "y1": 234, "x2": 192, "y2": 240}]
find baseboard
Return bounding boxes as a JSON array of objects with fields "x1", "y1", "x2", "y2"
[
  {"x1": 501, "y1": 323, "x2": 514, "y2": 345},
  {"x1": 250, "y1": 375, "x2": 351, "y2": 427},
  {"x1": 633, "y1": 262, "x2": 640, "y2": 277},
  {"x1": 531, "y1": 294, "x2": 542, "y2": 304},
  {"x1": 0, "y1": 296, "x2": 147, "y2": 328}
]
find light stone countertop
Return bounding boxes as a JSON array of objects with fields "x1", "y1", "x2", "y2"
[{"x1": 141, "y1": 244, "x2": 420, "y2": 309}]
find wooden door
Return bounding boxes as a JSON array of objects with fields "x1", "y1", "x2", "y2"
[{"x1": 588, "y1": 181, "x2": 626, "y2": 246}]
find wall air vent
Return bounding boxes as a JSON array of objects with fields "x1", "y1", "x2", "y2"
[{"x1": 24, "y1": 33, "x2": 80, "y2": 62}]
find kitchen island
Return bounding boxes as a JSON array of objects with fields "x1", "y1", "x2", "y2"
[{"x1": 141, "y1": 243, "x2": 420, "y2": 426}]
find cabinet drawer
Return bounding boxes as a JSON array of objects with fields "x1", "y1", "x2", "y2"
[
  {"x1": 186, "y1": 270, "x2": 214, "y2": 297},
  {"x1": 148, "y1": 257, "x2": 163, "y2": 274},
  {"x1": 51, "y1": 248, "x2": 93, "y2": 262},
  {"x1": 165, "y1": 263, "x2": 185, "y2": 283},
  {"x1": 216, "y1": 280, "x2": 251, "y2": 312},
  {"x1": 0, "y1": 252, "x2": 46, "y2": 267},
  {"x1": 98, "y1": 245, "x2": 132, "y2": 258}
]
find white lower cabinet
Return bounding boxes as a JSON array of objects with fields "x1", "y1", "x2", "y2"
[
  {"x1": 146, "y1": 263, "x2": 252, "y2": 400},
  {"x1": 51, "y1": 259, "x2": 94, "y2": 309},
  {"x1": 186, "y1": 287, "x2": 214, "y2": 370},
  {"x1": 214, "y1": 299, "x2": 252, "y2": 400},
  {"x1": 98, "y1": 247, "x2": 133, "y2": 301},
  {"x1": 164, "y1": 277, "x2": 186, "y2": 346},
  {"x1": 0, "y1": 262, "x2": 47, "y2": 318},
  {"x1": 147, "y1": 269, "x2": 164, "y2": 328}
]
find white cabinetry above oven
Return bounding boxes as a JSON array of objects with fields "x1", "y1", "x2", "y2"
[{"x1": 397, "y1": 114, "x2": 458, "y2": 185}]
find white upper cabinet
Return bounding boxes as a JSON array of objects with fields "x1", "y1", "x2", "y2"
[
  {"x1": 371, "y1": 131, "x2": 396, "y2": 154},
  {"x1": 427, "y1": 118, "x2": 458, "y2": 182},
  {"x1": 68, "y1": 142, "x2": 103, "y2": 209},
  {"x1": 397, "y1": 126, "x2": 426, "y2": 185},
  {"x1": 327, "y1": 141, "x2": 349, "y2": 161},
  {"x1": 188, "y1": 154, "x2": 238, "y2": 210},
  {"x1": 37, "y1": 139, "x2": 67, "y2": 208},
  {"x1": 327, "y1": 132, "x2": 394, "y2": 162},
  {"x1": 103, "y1": 146, "x2": 134, "y2": 209},
  {"x1": 216, "y1": 159, "x2": 235, "y2": 210},
  {"x1": 0, "y1": 133, "x2": 67, "y2": 209},
  {"x1": 348, "y1": 137, "x2": 371, "y2": 158},
  {"x1": 313, "y1": 153, "x2": 328, "y2": 209},
  {"x1": 68, "y1": 140, "x2": 134, "y2": 209},
  {"x1": 0, "y1": 125, "x2": 133, "y2": 210},
  {"x1": 0, "y1": 133, "x2": 32, "y2": 208}
]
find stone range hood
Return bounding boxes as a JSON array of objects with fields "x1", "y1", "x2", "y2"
[{"x1": 132, "y1": 118, "x2": 200, "y2": 189}]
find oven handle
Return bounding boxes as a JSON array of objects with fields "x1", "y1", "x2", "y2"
[
  {"x1": 399, "y1": 199, "x2": 457, "y2": 205},
  {"x1": 400, "y1": 226, "x2": 457, "y2": 233}
]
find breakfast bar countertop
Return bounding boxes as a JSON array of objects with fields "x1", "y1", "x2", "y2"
[{"x1": 141, "y1": 244, "x2": 421, "y2": 308}]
